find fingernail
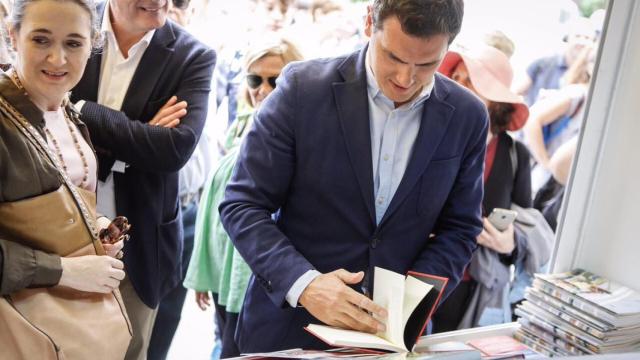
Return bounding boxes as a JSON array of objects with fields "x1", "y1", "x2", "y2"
[{"x1": 377, "y1": 324, "x2": 386, "y2": 332}]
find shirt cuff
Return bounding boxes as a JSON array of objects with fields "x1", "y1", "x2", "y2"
[
  {"x1": 285, "y1": 269, "x2": 321, "y2": 308},
  {"x1": 31, "y1": 250, "x2": 63, "y2": 287}
]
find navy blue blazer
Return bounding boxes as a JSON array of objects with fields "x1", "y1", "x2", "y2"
[
  {"x1": 219, "y1": 46, "x2": 487, "y2": 352},
  {"x1": 71, "y1": 13, "x2": 216, "y2": 308}
]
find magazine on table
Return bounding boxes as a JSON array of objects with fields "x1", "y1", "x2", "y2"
[
  {"x1": 515, "y1": 304, "x2": 602, "y2": 352},
  {"x1": 465, "y1": 335, "x2": 537, "y2": 360},
  {"x1": 534, "y1": 269, "x2": 640, "y2": 328},
  {"x1": 525, "y1": 288, "x2": 640, "y2": 341},
  {"x1": 525, "y1": 287, "x2": 615, "y2": 335},
  {"x1": 517, "y1": 320, "x2": 591, "y2": 356}
]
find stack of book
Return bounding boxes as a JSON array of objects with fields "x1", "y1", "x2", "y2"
[{"x1": 514, "y1": 269, "x2": 640, "y2": 357}]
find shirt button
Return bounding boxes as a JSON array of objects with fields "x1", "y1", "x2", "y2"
[
  {"x1": 383, "y1": 154, "x2": 390, "y2": 161},
  {"x1": 377, "y1": 197, "x2": 384, "y2": 205}
]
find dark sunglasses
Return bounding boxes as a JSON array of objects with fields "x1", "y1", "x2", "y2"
[{"x1": 246, "y1": 74, "x2": 278, "y2": 89}]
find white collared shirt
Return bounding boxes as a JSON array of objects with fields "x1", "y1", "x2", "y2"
[{"x1": 95, "y1": 3, "x2": 155, "y2": 218}]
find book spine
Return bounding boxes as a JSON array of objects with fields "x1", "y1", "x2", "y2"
[
  {"x1": 527, "y1": 288, "x2": 614, "y2": 331},
  {"x1": 519, "y1": 321, "x2": 593, "y2": 355},
  {"x1": 523, "y1": 297, "x2": 607, "y2": 339},
  {"x1": 514, "y1": 330, "x2": 569, "y2": 357},
  {"x1": 534, "y1": 279, "x2": 616, "y2": 323},
  {"x1": 515, "y1": 308, "x2": 601, "y2": 353}
]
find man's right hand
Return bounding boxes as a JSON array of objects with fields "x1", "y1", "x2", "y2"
[
  {"x1": 149, "y1": 95, "x2": 188, "y2": 128},
  {"x1": 299, "y1": 269, "x2": 387, "y2": 333}
]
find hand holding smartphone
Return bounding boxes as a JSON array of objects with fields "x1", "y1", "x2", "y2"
[{"x1": 487, "y1": 208, "x2": 518, "y2": 231}]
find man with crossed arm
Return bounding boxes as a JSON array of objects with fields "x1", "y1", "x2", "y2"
[{"x1": 71, "y1": 0, "x2": 215, "y2": 358}]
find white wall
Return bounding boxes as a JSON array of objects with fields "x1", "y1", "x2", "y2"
[{"x1": 553, "y1": 0, "x2": 640, "y2": 290}]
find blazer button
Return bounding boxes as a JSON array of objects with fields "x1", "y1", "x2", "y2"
[{"x1": 371, "y1": 237, "x2": 379, "y2": 249}]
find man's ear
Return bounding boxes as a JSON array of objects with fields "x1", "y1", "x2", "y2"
[{"x1": 364, "y1": 5, "x2": 373, "y2": 38}]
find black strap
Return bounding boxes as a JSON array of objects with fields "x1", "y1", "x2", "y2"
[{"x1": 509, "y1": 135, "x2": 518, "y2": 180}]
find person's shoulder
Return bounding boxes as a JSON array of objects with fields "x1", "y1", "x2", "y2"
[
  {"x1": 163, "y1": 20, "x2": 215, "y2": 60},
  {"x1": 502, "y1": 133, "x2": 531, "y2": 158},
  {"x1": 515, "y1": 138, "x2": 531, "y2": 155},
  {"x1": 529, "y1": 54, "x2": 561, "y2": 70},
  {"x1": 283, "y1": 51, "x2": 356, "y2": 83}
]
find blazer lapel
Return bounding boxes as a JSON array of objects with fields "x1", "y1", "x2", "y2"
[
  {"x1": 333, "y1": 48, "x2": 375, "y2": 225},
  {"x1": 73, "y1": 53, "x2": 101, "y2": 103},
  {"x1": 71, "y1": 1, "x2": 105, "y2": 103},
  {"x1": 379, "y1": 76, "x2": 455, "y2": 227},
  {"x1": 121, "y1": 23, "x2": 175, "y2": 121}
]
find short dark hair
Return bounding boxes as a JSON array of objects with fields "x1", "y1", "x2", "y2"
[{"x1": 371, "y1": 0, "x2": 464, "y2": 43}]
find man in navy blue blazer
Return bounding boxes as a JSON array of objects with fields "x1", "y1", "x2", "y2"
[
  {"x1": 71, "y1": 0, "x2": 215, "y2": 358},
  {"x1": 220, "y1": 0, "x2": 487, "y2": 353}
]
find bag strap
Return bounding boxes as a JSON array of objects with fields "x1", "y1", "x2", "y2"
[
  {"x1": 509, "y1": 135, "x2": 518, "y2": 180},
  {"x1": 0, "y1": 95, "x2": 99, "y2": 241}
]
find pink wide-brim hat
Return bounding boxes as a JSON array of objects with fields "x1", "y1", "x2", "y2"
[{"x1": 438, "y1": 45, "x2": 529, "y2": 131}]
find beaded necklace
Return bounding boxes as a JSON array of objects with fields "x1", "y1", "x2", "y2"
[{"x1": 9, "y1": 69, "x2": 90, "y2": 188}]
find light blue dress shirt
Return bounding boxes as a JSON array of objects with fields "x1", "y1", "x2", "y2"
[
  {"x1": 285, "y1": 50, "x2": 434, "y2": 307},
  {"x1": 365, "y1": 53, "x2": 434, "y2": 224}
]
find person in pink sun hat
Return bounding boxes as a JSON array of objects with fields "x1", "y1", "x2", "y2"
[{"x1": 432, "y1": 45, "x2": 540, "y2": 332}]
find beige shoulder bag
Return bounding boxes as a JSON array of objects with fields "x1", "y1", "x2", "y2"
[{"x1": 0, "y1": 96, "x2": 132, "y2": 360}]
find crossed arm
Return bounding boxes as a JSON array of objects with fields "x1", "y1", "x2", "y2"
[{"x1": 79, "y1": 49, "x2": 216, "y2": 173}]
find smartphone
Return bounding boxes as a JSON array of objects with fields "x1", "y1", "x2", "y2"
[{"x1": 487, "y1": 208, "x2": 518, "y2": 231}]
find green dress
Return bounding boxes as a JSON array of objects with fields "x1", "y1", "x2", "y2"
[{"x1": 184, "y1": 112, "x2": 253, "y2": 313}]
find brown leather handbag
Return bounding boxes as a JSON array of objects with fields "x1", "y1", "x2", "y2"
[{"x1": 0, "y1": 97, "x2": 132, "y2": 360}]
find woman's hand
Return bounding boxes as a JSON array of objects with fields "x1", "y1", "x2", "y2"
[
  {"x1": 195, "y1": 291, "x2": 211, "y2": 311},
  {"x1": 58, "y1": 255, "x2": 125, "y2": 293},
  {"x1": 97, "y1": 216, "x2": 129, "y2": 258},
  {"x1": 476, "y1": 218, "x2": 516, "y2": 254},
  {"x1": 102, "y1": 239, "x2": 125, "y2": 258}
]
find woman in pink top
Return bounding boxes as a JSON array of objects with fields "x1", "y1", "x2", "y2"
[{"x1": 0, "y1": 0, "x2": 131, "y2": 357}]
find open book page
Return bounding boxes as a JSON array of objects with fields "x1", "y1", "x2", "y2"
[
  {"x1": 304, "y1": 268, "x2": 447, "y2": 353},
  {"x1": 305, "y1": 324, "x2": 406, "y2": 353},
  {"x1": 402, "y1": 276, "x2": 434, "y2": 333},
  {"x1": 374, "y1": 267, "x2": 407, "y2": 348}
]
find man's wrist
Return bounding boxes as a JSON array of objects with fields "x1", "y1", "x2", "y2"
[{"x1": 285, "y1": 269, "x2": 321, "y2": 308}]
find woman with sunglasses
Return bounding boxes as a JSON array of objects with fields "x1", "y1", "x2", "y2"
[{"x1": 184, "y1": 35, "x2": 303, "y2": 358}]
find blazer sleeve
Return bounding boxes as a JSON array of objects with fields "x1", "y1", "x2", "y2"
[
  {"x1": 0, "y1": 239, "x2": 62, "y2": 295},
  {"x1": 219, "y1": 64, "x2": 315, "y2": 308},
  {"x1": 411, "y1": 105, "x2": 488, "y2": 297},
  {"x1": 79, "y1": 48, "x2": 216, "y2": 173}
]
